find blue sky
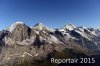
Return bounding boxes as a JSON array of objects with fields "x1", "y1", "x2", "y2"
[{"x1": 0, "y1": 0, "x2": 100, "y2": 30}]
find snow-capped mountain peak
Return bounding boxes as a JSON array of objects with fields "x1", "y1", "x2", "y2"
[
  {"x1": 8, "y1": 21, "x2": 24, "y2": 32},
  {"x1": 64, "y1": 24, "x2": 76, "y2": 30},
  {"x1": 34, "y1": 22, "x2": 49, "y2": 30}
]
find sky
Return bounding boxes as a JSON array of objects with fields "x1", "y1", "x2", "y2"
[{"x1": 0, "y1": 0, "x2": 100, "y2": 30}]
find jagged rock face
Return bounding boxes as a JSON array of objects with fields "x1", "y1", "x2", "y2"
[
  {"x1": 0, "y1": 31, "x2": 3, "y2": 46},
  {"x1": 0, "y1": 30, "x2": 10, "y2": 46},
  {"x1": 11, "y1": 24, "x2": 31, "y2": 41},
  {"x1": 0, "y1": 22, "x2": 100, "y2": 65}
]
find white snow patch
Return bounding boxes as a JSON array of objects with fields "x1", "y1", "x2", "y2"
[
  {"x1": 59, "y1": 28, "x2": 65, "y2": 32},
  {"x1": 16, "y1": 21, "x2": 24, "y2": 24},
  {"x1": 64, "y1": 32, "x2": 77, "y2": 40},
  {"x1": 42, "y1": 31, "x2": 47, "y2": 34},
  {"x1": 91, "y1": 31, "x2": 97, "y2": 36},
  {"x1": 48, "y1": 35, "x2": 59, "y2": 44},
  {"x1": 65, "y1": 24, "x2": 76, "y2": 30},
  {"x1": 35, "y1": 31, "x2": 39, "y2": 34},
  {"x1": 78, "y1": 27, "x2": 84, "y2": 32},
  {"x1": 75, "y1": 30, "x2": 91, "y2": 40}
]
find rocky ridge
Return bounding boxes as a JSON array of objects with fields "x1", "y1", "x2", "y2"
[{"x1": 0, "y1": 22, "x2": 100, "y2": 65}]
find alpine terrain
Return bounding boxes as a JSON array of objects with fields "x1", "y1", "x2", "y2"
[{"x1": 0, "y1": 22, "x2": 100, "y2": 66}]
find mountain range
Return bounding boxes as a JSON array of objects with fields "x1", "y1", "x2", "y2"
[{"x1": 0, "y1": 22, "x2": 100, "y2": 66}]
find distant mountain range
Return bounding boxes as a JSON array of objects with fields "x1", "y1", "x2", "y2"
[{"x1": 0, "y1": 22, "x2": 100, "y2": 66}]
